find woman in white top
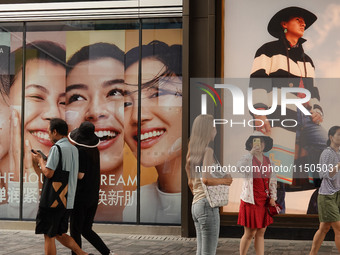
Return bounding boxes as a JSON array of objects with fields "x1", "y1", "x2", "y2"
[{"x1": 186, "y1": 114, "x2": 232, "y2": 255}]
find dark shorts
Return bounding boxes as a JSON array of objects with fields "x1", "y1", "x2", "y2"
[
  {"x1": 318, "y1": 192, "x2": 340, "y2": 222},
  {"x1": 35, "y1": 207, "x2": 70, "y2": 238}
]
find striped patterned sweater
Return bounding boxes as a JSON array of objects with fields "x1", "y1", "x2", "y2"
[{"x1": 250, "y1": 37, "x2": 322, "y2": 130}]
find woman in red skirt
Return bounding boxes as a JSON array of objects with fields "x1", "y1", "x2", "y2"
[{"x1": 237, "y1": 131, "x2": 277, "y2": 255}]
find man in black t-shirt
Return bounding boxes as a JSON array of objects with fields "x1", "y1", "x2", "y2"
[{"x1": 68, "y1": 121, "x2": 113, "y2": 255}]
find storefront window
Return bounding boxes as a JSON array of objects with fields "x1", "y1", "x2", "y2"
[
  {"x1": 220, "y1": 0, "x2": 340, "y2": 218},
  {"x1": 123, "y1": 19, "x2": 183, "y2": 224},
  {"x1": 0, "y1": 18, "x2": 182, "y2": 224},
  {"x1": 0, "y1": 22, "x2": 23, "y2": 219}
]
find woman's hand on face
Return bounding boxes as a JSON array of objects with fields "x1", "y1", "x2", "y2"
[
  {"x1": 10, "y1": 108, "x2": 39, "y2": 180},
  {"x1": 9, "y1": 109, "x2": 21, "y2": 182}
]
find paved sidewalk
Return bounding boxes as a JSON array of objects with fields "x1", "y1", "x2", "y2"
[{"x1": 0, "y1": 230, "x2": 338, "y2": 254}]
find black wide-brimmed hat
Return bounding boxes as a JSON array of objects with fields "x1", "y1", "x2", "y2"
[
  {"x1": 245, "y1": 131, "x2": 273, "y2": 152},
  {"x1": 267, "y1": 6, "x2": 317, "y2": 38},
  {"x1": 68, "y1": 121, "x2": 100, "y2": 148}
]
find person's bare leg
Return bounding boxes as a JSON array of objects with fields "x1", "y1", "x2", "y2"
[
  {"x1": 240, "y1": 227, "x2": 257, "y2": 255},
  {"x1": 44, "y1": 235, "x2": 56, "y2": 255},
  {"x1": 254, "y1": 227, "x2": 266, "y2": 255},
  {"x1": 56, "y1": 233, "x2": 88, "y2": 255},
  {"x1": 310, "y1": 222, "x2": 331, "y2": 255},
  {"x1": 331, "y1": 221, "x2": 340, "y2": 252}
]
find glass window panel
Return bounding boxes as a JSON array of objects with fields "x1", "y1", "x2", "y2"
[
  {"x1": 121, "y1": 26, "x2": 140, "y2": 223},
  {"x1": 23, "y1": 20, "x2": 139, "y2": 222},
  {"x1": 137, "y1": 18, "x2": 182, "y2": 224},
  {"x1": 0, "y1": 18, "x2": 182, "y2": 224},
  {"x1": 0, "y1": 22, "x2": 24, "y2": 219}
]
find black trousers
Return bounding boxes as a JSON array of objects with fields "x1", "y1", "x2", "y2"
[{"x1": 70, "y1": 202, "x2": 110, "y2": 255}]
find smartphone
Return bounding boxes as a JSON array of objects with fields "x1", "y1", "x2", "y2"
[
  {"x1": 37, "y1": 150, "x2": 48, "y2": 161},
  {"x1": 253, "y1": 138, "x2": 261, "y2": 148}
]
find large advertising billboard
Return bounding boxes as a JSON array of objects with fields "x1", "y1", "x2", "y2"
[
  {"x1": 218, "y1": 0, "x2": 340, "y2": 215},
  {"x1": 0, "y1": 20, "x2": 182, "y2": 224},
  {"x1": 189, "y1": 0, "x2": 340, "y2": 217}
]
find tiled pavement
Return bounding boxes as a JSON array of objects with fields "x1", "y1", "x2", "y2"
[{"x1": 0, "y1": 230, "x2": 339, "y2": 254}]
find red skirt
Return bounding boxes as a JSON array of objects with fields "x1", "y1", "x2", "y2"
[
  {"x1": 238, "y1": 177, "x2": 273, "y2": 228},
  {"x1": 237, "y1": 199, "x2": 273, "y2": 229}
]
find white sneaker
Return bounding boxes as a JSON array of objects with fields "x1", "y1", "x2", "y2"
[{"x1": 109, "y1": 251, "x2": 116, "y2": 255}]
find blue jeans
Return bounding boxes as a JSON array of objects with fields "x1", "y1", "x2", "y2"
[{"x1": 191, "y1": 198, "x2": 220, "y2": 255}]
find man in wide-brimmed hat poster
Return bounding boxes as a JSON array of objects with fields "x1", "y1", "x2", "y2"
[{"x1": 249, "y1": 6, "x2": 328, "y2": 214}]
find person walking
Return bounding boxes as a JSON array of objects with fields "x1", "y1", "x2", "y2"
[
  {"x1": 68, "y1": 121, "x2": 114, "y2": 255},
  {"x1": 310, "y1": 126, "x2": 340, "y2": 254},
  {"x1": 185, "y1": 114, "x2": 232, "y2": 255},
  {"x1": 32, "y1": 118, "x2": 92, "y2": 255},
  {"x1": 237, "y1": 131, "x2": 277, "y2": 255}
]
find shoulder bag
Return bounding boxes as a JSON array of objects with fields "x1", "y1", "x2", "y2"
[
  {"x1": 39, "y1": 144, "x2": 69, "y2": 210},
  {"x1": 201, "y1": 154, "x2": 229, "y2": 208}
]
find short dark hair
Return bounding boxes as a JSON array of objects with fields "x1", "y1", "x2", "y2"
[
  {"x1": 66, "y1": 42, "x2": 124, "y2": 75},
  {"x1": 327, "y1": 126, "x2": 340, "y2": 146},
  {"x1": 49, "y1": 118, "x2": 68, "y2": 136},
  {"x1": 0, "y1": 45, "x2": 10, "y2": 97},
  {"x1": 10, "y1": 40, "x2": 66, "y2": 88},
  {"x1": 125, "y1": 40, "x2": 182, "y2": 78}
]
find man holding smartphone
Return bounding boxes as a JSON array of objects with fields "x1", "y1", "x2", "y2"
[
  {"x1": 32, "y1": 118, "x2": 92, "y2": 255},
  {"x1": 31, "y1": 150, "x2": 48, "y2": 161}
]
